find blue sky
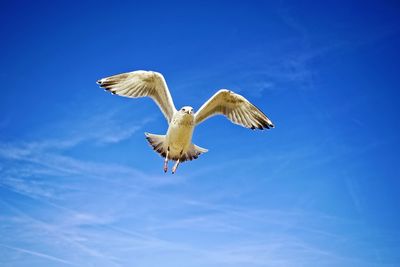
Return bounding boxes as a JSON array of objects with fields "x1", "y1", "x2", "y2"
[{"x1": 1, "y1": 0, "x2": 400, "y2": 266}]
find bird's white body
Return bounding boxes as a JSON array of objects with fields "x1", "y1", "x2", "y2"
[{"x1": 165, "y1": 112, "x2": 195, "y2": 158}]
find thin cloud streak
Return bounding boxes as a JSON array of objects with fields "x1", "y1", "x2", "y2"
[{"x1": 0, "y1": 243, "x2": 79, "y2": 266}]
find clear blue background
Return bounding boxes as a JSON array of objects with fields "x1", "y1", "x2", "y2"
[{"x1": 1, "y1": 1, "x2": 399, "y2": 266}]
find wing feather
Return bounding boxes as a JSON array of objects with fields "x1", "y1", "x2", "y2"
[
  {"x1": 97, "y1": 70, "x2": 177, "y2": 123},
  {"x1": 194, "y1": 89, "x2": 274, "y2": 130}
]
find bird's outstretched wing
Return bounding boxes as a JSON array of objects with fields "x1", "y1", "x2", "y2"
[
  {"x1": 97, "y1": 70, "x2": 177, "y2": 123},
  {"x1": 194, "y1": 89, "x2": 274, "y2": 129}
]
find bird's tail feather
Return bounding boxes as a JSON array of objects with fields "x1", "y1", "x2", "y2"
[
  {"x1": 145, "y1": 132, "x2": 208, "y2": 162},
  {"x1": 180, "y1": 143, "x2": 208, "y2": 162},
  {"x1": 145, "y1": 132, "x2": 167, "y2": 157}
]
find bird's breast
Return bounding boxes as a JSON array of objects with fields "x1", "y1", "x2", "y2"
[
  {"x1": 166, "y1": 115, "x2": 194, "y2": 152},
  {"x1": 171, "y1": 116, "x2": 194, "y2": 127}
]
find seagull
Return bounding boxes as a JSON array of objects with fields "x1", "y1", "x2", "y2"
[{"x1": 97, "y1": 70, "x2": 274, "y2": 174}]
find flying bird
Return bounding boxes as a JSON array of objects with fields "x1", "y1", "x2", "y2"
[{"x1": 97, "y1": 70, "x2": 274, "y2": 174}]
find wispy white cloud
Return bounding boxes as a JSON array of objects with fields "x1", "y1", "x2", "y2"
[
  {"x1": 0, "y1": 141, "x2": 185, "y2": 199},
  {"x1": 20, "y1": 111, "x2": 155, "y2": 152},
  {"x1": 1, "y1": 174, "x2": 393, "y2": 267},
  {"x1": 0, "y1": 243, "x2": 79, "y2": 266},
  {"x1": 0, "y1": 199, "x2": 124, "y2": 266},
  {"x1": 172, "y1": 40, "x2": 344, "y2": 104},
  {"x1": 1, "y1": 176, "x2": 56, "y2": 199}
]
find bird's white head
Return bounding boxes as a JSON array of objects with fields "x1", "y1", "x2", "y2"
[{"x1": 180, "y1": 106, "x2": 194, "y2": 115}]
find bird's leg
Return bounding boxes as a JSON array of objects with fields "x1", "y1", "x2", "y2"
[
  {"x1": 172, "y1": 159, "x2": 180, "y2": 174},
  {"x1": 172, "y1": 150, "x2": 183, "y2": 174},
  {"x1": 164, "y1": 147, "x2": 169, "y2": 173}
]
